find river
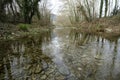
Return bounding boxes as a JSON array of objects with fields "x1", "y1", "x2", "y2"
[{"x1": 0, "y1": 26, "x2": 120, "y2": 80}]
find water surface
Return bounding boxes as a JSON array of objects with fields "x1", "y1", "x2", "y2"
[{"x1": 0, "y1": 26, "x2": 120, "y2": 80}]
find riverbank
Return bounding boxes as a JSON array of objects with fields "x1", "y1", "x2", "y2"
[
  {"x1": 74, "y1": 15, "x2": 120, "y2": 39},
  {"x1": 0, "y1": 23, "x2": 53, "y2": 40}
]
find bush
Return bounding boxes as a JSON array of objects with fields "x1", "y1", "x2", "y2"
[{"x1": 18, "y1": 24, "x2": 30, "y2": 31}]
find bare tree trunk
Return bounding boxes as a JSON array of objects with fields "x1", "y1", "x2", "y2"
[
  {"x1": 108, "y1": 0, "x2": 111, "y2": 16},
  {"x1": 80, "y1": 6, "x2": 89, "y2": 22},
  {"x1": 7, "y1": 5, "x2": 10, "y2": 14},
  {"x1": 93, "y1": 0, "x2": 94, "y2": 19},
  {"x1": 115, "y1": 0, "x2": 118, "y2": 8},
  {"x1": 99, "y1": 0, "x2": 104, "y2": 18},
  {"x1": 112, "y1": 0, "x2": 118, "y2": 15},
  {"x1": 10, "y1": 3, "x2": 16, "y2": 22},
  {"x1": 85, "y1": 0, "x2": 92, "y2": 21},
  {"x1": 104, "y1": 0, "x2": 108, "y2": 17}
]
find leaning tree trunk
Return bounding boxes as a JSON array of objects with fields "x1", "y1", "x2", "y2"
[
  {"x1": 10, "y1": 3, "x2": 16, "y2": 22},
  {"x1": 85, "y1": 0, "x2": 92, "y2": 21}
]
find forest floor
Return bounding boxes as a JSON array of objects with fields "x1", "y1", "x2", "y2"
[{"x1": 74, "y1": 15, "x2": 120, "y2": 40}]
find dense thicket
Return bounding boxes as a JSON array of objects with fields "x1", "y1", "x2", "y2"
[
  {"x1": 0, "y1": 0, "x2": 50, "y2": 24},
  {"x1": 16, "y1": 0, "x2": 41, "y2": 24}
]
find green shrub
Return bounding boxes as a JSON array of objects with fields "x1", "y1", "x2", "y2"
[{"x1": 18, "y1": 24, "x2": 30, "y2": 31}]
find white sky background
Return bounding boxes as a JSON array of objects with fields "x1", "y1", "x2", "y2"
[
  {"x1": 48, "y1": 0, "x2": 63, "y2": 15},
  {"x1": 47, "y1": 0, "x2": 120, "y2": 16}
]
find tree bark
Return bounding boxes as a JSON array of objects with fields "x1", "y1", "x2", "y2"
[
  {"x1": 99, "y1": 0, "x2": 103, "y2": 18},
  {"x1": 104, "y1": 0, "x2": 108, "y2": 17}
]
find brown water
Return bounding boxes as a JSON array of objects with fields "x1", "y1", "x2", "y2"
[{"x1": 0, "y1": 27, "x2": 120, "y2": 80}]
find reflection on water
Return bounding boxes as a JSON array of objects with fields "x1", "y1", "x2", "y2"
[
  {"x1": 0, "y1": 31, "x2": 53, "y2": 80},
  {"x1": 67, "y1": 28, "x2": 120, "y2": 80},
  {"x1": 0, "y1": 27, "x2": 120, "y2": 80}
]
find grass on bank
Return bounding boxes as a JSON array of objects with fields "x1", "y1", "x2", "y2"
[{"x1": 17, "y1": 24, "x2": 31, "y2": 32}]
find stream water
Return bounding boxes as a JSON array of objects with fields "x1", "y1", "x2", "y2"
[{"x1": 0, "y1": 26, "x2": 120, "y2": 80}]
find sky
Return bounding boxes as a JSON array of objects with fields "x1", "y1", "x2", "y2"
[{"x1": 49, "y1": 0, "x2": 63, "y2": 15}]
